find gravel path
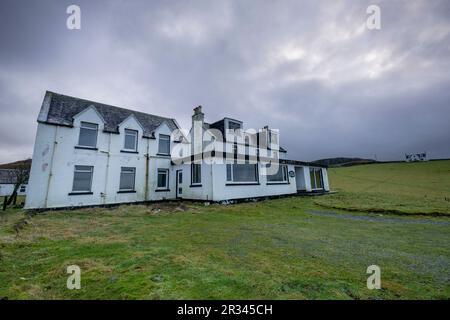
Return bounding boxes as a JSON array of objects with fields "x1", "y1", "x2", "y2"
[{"x1": 307, "y1": 210, "x2": 450, "y2": 225}]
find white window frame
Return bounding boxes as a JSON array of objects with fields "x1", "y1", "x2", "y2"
[
  {"x1": 310, "y1": 168, "x2": 324, "y2": 190},
  {"x1": 123, "y1": 129, "x2": 138, "y2": 152},
  {"x1": 119, "y1": 167, "x2": 136, "y2": 191},
  {"x1": 72, "y1": 165, "x2": 94, "y2": 193},
  {"x1": 157, "y1": 169, "x2": 169, "y2": 189},
  {"x1": 78, "y1": 122, "x2": 98, "y2": 148},
  {"x1": 226, "y1": 163, "x2": 258, "y2": 184},
  {"x1": 158, "y1": 134, "x2": 171, "y2": 155},
  {"x1": 191, "y1": 163, "x2": 201, "y2": 185}
]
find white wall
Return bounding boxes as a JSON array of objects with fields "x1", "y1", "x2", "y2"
[
  {"x1": 322, "y1": 168, "x2": 330, "y2": 191},
  {"x1": 177, "y1": 163, "x2": 213, "y2": 200},
  {"x1": 25, "y1": 110, "x2": 178, "y2": 209}
]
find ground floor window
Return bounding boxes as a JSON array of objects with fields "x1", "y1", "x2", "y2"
[
  {"x1": 191, "y1": 163, "x2": 201, "y2": 185},
  {"x1": 119, "y1": 167, "x2": 136, "y2": 191},
  {"x1": 157, "y1": 169, "x2": 169, "y2": 189},
  {"x1": 72, "y1": 165, "x2": 94, "y2": 192},
  {"x1": 226, "y1": 163, "x2": 258, "y2": 183},
  {"x1": 310, "y1": 168, "x2": 323, "y2": 190},
  {"x1": 19, "y1": 185, "x2": 26, "y2": 193},
  {"x1": 266, "y1": 164, "x2": 288, "y2": 182}
]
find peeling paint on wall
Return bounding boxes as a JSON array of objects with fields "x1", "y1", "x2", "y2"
[{"x1": 42, "y1": 145, "x2": 49, "y2": 156}]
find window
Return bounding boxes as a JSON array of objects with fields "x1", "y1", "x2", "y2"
[
  {"x1": 267, "y1": 165, "x2": 288, "y2": 182},
  {"x1": 119, "y1": 167, "x2": 135, "y2": 191},
  {"x1": 245, "y1": 137, "x2": 250, "y2": 158},
  {"x1": 124, "y1": 129, "x2": 138, "y2": 151},
  {"x1": 228, "y1": 120, "x2": 241, "y2": 130},
  {"x1": 226, "y1": 163, "x2": 258, "y2": 183},
  {"x1": 157, "y1": 169, "x2": 169, "y2": 189},
  {"x1": 310, "y1": 168, "x2": 324, "y2": 190},
  {"x1": 191, "y1": 163, "x2": 201, "y2": 185},
  {"x1": 158, "y1": 134, "x2": 170, "y2": 155},
  {"x1": 72, "y1": 165, "x2": 94, "y2": 192},
  {"x1": 19, "y1": 185, "x2": 26, "y2": 193},
  {"x1": 78, "y1": 122, "x2": 98, "y2": 148}
]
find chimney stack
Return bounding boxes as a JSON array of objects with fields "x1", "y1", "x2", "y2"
[
  {"x1": 192, "y1": 105, "x2": 204, "y2": 124},
  {"x1": 192, "y1": 106, "x2": 204, "y2": 156}
]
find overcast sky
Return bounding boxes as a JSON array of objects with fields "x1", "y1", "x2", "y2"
[{"x1": 0, "y1": 0, "x2": 449, "y2": 163}]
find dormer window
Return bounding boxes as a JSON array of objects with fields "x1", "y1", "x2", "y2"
[
  {"x1": 228, "y1": 120, "x2": 241, "y2": 130},
  {"x1": 124, "y1": 129, "x2": 138, "y2": 151},
  {"x1": 78, "y1": 122, "x2": 98, "y2": 148},
  {"x1": 158, "y1": 134, "x2": 170, "y2": 155}
]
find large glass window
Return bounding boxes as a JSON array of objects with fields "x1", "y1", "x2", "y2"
[
  {"x1": 157, "y1": 169, "x2": 169, "y2": 189},
  {"x1": 226, "y1": 163, "x2": 258, "y2": 183},
  {"x1": 78, "y1": 122, "x2": 98, "y2": 148},
  {"x1": 72, "y1": 165, "x2": 93, "y2": 192},
  {"x1": 191, "y1": 163, "x2": 201, "y2": 185},
  {"x1": 119, "y1": 167, "x2": 135, "y2": 191},
  {"x1": 310, "y1": 168, "x2": 324, "y2": 190},
  {"x1": 124, "y1": 129, "x2": 138, "y2": 151},
  {"x1": 158, "y1": 134, "x2": 170, "y2": 155},
  {"x1": 267, "y1": 165, "x2": 288, "y2": 182}
]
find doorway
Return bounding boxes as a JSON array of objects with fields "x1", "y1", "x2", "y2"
[{"x1": 295, "y1": 167, "x2": 306, "y2": 191}]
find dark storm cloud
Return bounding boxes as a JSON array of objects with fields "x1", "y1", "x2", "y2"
[{"x1": 0, "y1": 0, "x2": 449, "y2": 163}]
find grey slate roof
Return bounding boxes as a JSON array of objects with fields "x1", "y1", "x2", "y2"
[
  {"x1": 38, "y1": 91, "x2": 179, "y2": 138},
  {"x1": 0, "y1": 169, "x2": 28, "y2": 184}
]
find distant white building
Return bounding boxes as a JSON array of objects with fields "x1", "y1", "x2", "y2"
[
  {"x1": 0, "y1": 169, "x2": 27, "y2": 197},
  {"x1": 25, "y1": 91, "x2": 329, "y2": 209},
  {"x1": 405, "y1": 153, "x2": 427, "y2": 162}
]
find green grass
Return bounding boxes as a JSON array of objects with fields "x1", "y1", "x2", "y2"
[
  {"x1": 316, "y1": 160, "x2": 450, "y2": 215},
  {"x1": 0, "y1": 197, "x2": 449, "y2": 299}
]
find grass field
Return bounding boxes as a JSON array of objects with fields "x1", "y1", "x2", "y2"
[
  {"x1": 0, "y1": 161, "x2": 449, "y2": 299},
  {"x1": 1, "y1": 196, "x2": 449, "y2": 299},
  {"x1": 316, "y1": 160, "x2": 450, "y2": 215}
]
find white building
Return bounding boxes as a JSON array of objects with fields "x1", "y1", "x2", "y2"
[
  {"x1": 25, "y1": 91, "x2": 329, "y2": 209},
  {"x1": 405, "y1": 153, "x2": 427, "y2": 162},
  {"x1": 0, "y1": 169, "x2": 27, "y2": 197}
]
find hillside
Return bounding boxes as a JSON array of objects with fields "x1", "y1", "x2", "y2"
[
  {"x1": 315, "y1": 160, "x2": 450, "y2": 215},
  {"x1": 313, "y1": 157, "x2": 377, "y2": 167},
  {"x1": 0, "y1": 159, "x2": 31, "y2": 169}
]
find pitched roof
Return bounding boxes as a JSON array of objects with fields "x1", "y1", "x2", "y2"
[
  {"x1": 38, "y1": 91, "x2": 179, "y2": 138},
  {"x1": 0, "y1": 169, "x2": 28, "y2": 184}
]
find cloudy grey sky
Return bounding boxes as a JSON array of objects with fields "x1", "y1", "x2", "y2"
[{"x1": 0, "y1": 0, "x2": 449, "y2": 163}]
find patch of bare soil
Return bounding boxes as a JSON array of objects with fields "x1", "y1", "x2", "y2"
[{"x1": 145, "y1": 201, "x2": 192, "y2": 215}]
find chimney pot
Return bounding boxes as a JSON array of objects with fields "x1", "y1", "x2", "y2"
[{"x1": 194, "y1": 105, "x2": 203, "y2": 115}]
